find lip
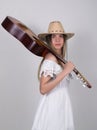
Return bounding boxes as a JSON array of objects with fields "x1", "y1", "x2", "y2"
[{"x1": 55, "y1": 43, "x2": 61, "y2": 46}]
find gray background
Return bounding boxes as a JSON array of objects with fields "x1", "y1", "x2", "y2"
[{"x1": 0, "y1": 0, "x2": 97, "y2": 130}]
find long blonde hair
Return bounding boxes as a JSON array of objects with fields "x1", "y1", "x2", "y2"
[{"x1": 38, "y1": 34, "x2": 67, "y2": 79}]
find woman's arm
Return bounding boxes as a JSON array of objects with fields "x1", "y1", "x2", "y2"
[{"x1": 39, "y1": 53, "x2": 75, "y2": 95}]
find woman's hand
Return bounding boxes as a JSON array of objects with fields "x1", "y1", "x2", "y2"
[{"x1": 63, "y1": 61, "x2": 75, "y2": 75}]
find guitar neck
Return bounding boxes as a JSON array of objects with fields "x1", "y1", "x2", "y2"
[{"x1": 33, "y1": 36, "x2": 92, "y2": 88}]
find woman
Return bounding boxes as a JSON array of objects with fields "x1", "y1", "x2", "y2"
[{"x1": 31, "y1": 21, "x2": 75, "y2": 130}]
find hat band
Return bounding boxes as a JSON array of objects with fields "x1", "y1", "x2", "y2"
[{"x1": 49, "y1": 30, "x2": 65, "y2": 33}]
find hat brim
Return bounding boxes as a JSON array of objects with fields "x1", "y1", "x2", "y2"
[{"x1": 38, "y1": 33, "x2": 74, "y2": 41}]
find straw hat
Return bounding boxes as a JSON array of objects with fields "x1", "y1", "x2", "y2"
[{"x1": 38, "y1": 21, "x2": 74, "y2": 41}]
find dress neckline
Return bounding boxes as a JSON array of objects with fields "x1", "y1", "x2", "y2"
[{"x1": 44, "y1": 59, "x2": 62, "y2": 68}]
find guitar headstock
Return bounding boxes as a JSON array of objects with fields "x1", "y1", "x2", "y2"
[{"x1": 75, "y1": 69, "x2": 92, "y2": 88}]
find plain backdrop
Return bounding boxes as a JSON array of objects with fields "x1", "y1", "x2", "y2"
[{"x1": 0, "y1": 0, "x2": 97, "y2": 130}]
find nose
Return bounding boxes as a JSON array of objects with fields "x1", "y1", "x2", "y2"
[{"x1": 55, "y1": 36, "x2": 60, "y2": 42}]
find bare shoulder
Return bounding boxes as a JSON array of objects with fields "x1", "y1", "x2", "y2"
[{"x1": 45, "y1": 53, "x2": 57, "y2": 62}]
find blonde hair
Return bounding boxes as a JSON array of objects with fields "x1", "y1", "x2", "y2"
[{"x1": 38, "y1": 34, "x2": 67, "y2": 79}]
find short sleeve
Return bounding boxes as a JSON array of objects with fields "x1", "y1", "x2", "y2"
[{"x1": 39, "y1": 60, "x2": 57, "y2": 78}]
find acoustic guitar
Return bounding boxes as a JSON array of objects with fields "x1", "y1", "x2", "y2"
[{"x1": 1, "y1": 16, "x2": 92, "y2": 88}]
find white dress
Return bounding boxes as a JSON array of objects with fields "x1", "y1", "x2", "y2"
[{"x1": 31, "y1": 59, "x2": 75, "y2": 130}]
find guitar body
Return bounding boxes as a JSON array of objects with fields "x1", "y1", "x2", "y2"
[{"x1": 1, "y1": 16, "x2": 49, "y2": 57}]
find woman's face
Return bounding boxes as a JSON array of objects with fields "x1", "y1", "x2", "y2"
[{"x1": 51, "y1": 34, "x2": 64, "y2": 52}]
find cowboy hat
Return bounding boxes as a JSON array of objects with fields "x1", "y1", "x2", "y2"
[{"x1": 38, "y1": 21, "x2": 74, "y2": 41}]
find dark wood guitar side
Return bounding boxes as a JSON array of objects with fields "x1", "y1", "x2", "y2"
[
  {"x1": 1, "y1": 16, "x2": 50, "y2": 57},
  {"x1": 1, "y1": 16, "x2": 92, "y2": 88}
]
